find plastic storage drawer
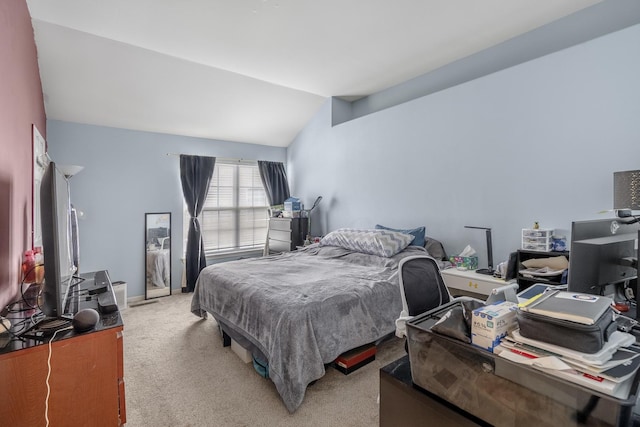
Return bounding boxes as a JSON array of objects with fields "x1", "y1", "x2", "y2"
[{"x1": 522, "y1": 228, "x2": 553, "y2": 251}]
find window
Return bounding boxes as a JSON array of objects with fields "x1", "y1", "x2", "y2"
[{"x1": 186, "y1": 160, "x2": 269, "y2": 256}]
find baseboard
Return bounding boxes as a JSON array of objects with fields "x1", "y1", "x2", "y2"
[{"x1": 128, "y1": 299, "x2": 159, "y2": 308}]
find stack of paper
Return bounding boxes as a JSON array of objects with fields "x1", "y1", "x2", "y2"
[{"x1": 496, "y1": 330, "x2": 639, "y2": 399}]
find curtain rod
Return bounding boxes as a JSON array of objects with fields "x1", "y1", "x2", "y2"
[{"x1": 165, "y1": 153, "x2": 248, "y2": 163}]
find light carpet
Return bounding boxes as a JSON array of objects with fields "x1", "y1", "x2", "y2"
[{"x1": 121, "y1": 292, "x2": 406, "y2": 427}]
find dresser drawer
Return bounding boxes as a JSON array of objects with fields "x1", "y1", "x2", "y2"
[
  {"x1": 269, "y1": 218, "x2": 292, "y2": 232},
  {"x1": 268, "y1": 239, "x2": 292, "y2": 253},
  {"x1": 269, "y1": 229, "x2": 292, "y2": 242}
]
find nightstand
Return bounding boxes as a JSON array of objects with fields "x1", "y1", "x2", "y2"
[
  {"x1": 267, "y1": 217, "x2": 308, "y2": 254},
  {"x1": 441, "y1": 268, "x2": 516, "y2": 298}
]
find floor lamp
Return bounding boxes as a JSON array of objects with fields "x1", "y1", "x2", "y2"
[{"x1": 58, "y1": 165, "x2": 84, "y2": 273}]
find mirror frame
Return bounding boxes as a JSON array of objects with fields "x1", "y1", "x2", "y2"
[{"x1": 145, "y1": 212, "x2": 172, "y2": 299}]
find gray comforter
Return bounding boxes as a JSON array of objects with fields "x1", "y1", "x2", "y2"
[{"x1": 191, "y1": 243, "x2": 430, "y2": 412}]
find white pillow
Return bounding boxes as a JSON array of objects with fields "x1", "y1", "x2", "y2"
[{"x1": 319, "y1": 228, "x2": 414, "y2": 257}]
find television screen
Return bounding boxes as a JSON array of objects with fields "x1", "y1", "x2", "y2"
[{"x1": 40, "y1": 161, "x2": 76, "y2": 318}]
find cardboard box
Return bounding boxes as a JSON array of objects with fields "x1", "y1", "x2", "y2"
[
  {"x1": 471, "y1": 301, "x2": 517, "y2": 352},
  {"x1": 284, "y1": 197, "x2": 301, "y2": 212},
  {"x1": 448, "y1": 255, "x2": 478, "y2": 270}
]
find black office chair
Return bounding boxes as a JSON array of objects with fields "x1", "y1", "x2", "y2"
[{"x1": 395, "y1": 255, "x2": 452, "y2": 339}]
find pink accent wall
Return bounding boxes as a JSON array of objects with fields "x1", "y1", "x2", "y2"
[{"x1": 0, "y1": 1, "x2": 46, "y2": 309}]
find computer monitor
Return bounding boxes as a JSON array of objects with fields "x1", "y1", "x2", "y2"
[{"x1": 568, "y1": 218, "x2": 639, "y2": 302}]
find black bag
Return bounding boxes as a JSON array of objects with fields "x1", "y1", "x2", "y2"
[{"x1": 516, "y1": 306, "x2": 618, "y2": 354}]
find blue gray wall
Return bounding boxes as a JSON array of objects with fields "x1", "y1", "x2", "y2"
[
  {"x1": 46, "y1": 22, "x2": 640, "y2": 298},
  {"x1": 46, "y1": 121, "x2": 286, "y2": 299},
  {"x1": 288, "y1": 23, "x2": 640, "y2": 271},
  {"x1": 344, "y1": 0, "x2": 640, "y2": 122}
]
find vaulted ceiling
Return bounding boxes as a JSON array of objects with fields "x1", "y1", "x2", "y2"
[{"x1": 27, "y1": 0, "x2": 604, "y2": 147}]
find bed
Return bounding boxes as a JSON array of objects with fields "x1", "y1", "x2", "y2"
[
  {"x1": 190, "y1": 228, "x2": 448, "y2": 412},
  {"x1": 146, "y1": 248, "x2": 169, "y2": 288}
]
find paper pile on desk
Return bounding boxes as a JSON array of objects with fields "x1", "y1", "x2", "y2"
[{"x1": 495, "y1": 330, "x2": 639, "y2": 399}]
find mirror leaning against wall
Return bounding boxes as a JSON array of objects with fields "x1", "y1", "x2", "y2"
[{"x1": 145, "y1": 212, "x2": 171, "y2": 299}]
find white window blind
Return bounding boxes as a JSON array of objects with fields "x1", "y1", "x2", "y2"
[{"x1": 188, "y1": 160, "x2": 269, "y2": 256}]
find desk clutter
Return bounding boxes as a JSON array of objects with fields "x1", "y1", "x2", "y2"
[
  {"x1": 522, "y1": 227, "x2": 568, "y2": 252},
  {"x1": 406, "y1": 295, "x2": 640, "y2": 426}
]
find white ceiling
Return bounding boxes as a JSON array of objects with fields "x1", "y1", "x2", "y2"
[{"x1": 27, "y1": 0, "x2": 603, "y2": 147}]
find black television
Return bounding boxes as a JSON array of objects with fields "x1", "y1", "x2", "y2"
[
  {"x1": 40, "y1": 161, "x2": 77, "y2": 318},
  {"x1": 568, "y1": 218, "x2": 639, "y2": 302}
]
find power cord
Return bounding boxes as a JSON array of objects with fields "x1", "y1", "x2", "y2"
[{"x1": 45, "y1": 325, "x2": 74, "y2": 427}]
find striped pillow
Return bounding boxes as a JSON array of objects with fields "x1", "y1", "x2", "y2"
[{"x1": 319, "y1": 228, "x2": 414, "y2": 257}]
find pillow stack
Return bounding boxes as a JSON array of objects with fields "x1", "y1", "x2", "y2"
[{"x1": 320, "y1": 228, "x2": 414, "y2": 257}]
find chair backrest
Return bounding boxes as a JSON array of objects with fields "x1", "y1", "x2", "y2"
[{"x1": 398, "y1": 255, "x2": 452, "y2": 317}]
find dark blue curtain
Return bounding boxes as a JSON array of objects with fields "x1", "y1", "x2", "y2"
[
  {"x1": 180, "y1": 155, "x2": 215, "y2": 292},
  {"x1": 257, "y1": 161, "x2": 290, "y2": 206}
]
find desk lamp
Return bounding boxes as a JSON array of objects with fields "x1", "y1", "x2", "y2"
[
  {"x1": 614, "y1": 170, "x2": 640, "y2": 225},
  {"x1": 305, "y1": 196, "x2": 323, "y2": 242},
  {"x1": 464, "y1": 225, "x2": 494, "y2": 276},
  {"x1": 613, "y1": 170, "x2": 640, "y2": 319}
]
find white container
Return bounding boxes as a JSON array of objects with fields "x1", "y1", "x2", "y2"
[
  {"x1": 521, "y1": 228, "x2": 553, "y2": 251},
  {"x1": 231, "y1": 339, "x2": 253, "y2": 364},
  {"x1": 112, "y1": 281, "x2": 127, "y2": 310}
]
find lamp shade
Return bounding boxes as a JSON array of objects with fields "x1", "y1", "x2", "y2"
[
  {"x1": 58, "y1": 164, "x2": 84, "y2": 178},
  {"x1": 614, "y1": 170, "x2": 640, "y2": 210}
]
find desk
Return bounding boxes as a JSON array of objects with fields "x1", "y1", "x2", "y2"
[
  {"x1": 381, "y1": 353, "x2": 640, "y2": 427},
  {"x1": 441, "y1": 268, "x2": 515, "y2": 297},
  {"x1": 0, "y1": 271, "x2": 126, "y2": 426},
  {"x1": 379, "y1": 356, "x2": 487, "y2": 427},
  {"x1": 395, "y1": 298, "x2": 640, "y2": 427}
]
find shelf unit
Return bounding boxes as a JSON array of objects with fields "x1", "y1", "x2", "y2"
[
  {"x1": 267, "y1": 217, "x2": 308, "y2": 254},
  {"x1": 516, "y1": 249, "x2": 569, "y2": 290}
]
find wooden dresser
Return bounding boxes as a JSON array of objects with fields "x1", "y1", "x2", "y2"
[
  {"x1": 268, "y1": 217, "x2": 308, "y2": 254},
  {"x1": 0, "y1": 271, "x2": 126, "y2": 426}
]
